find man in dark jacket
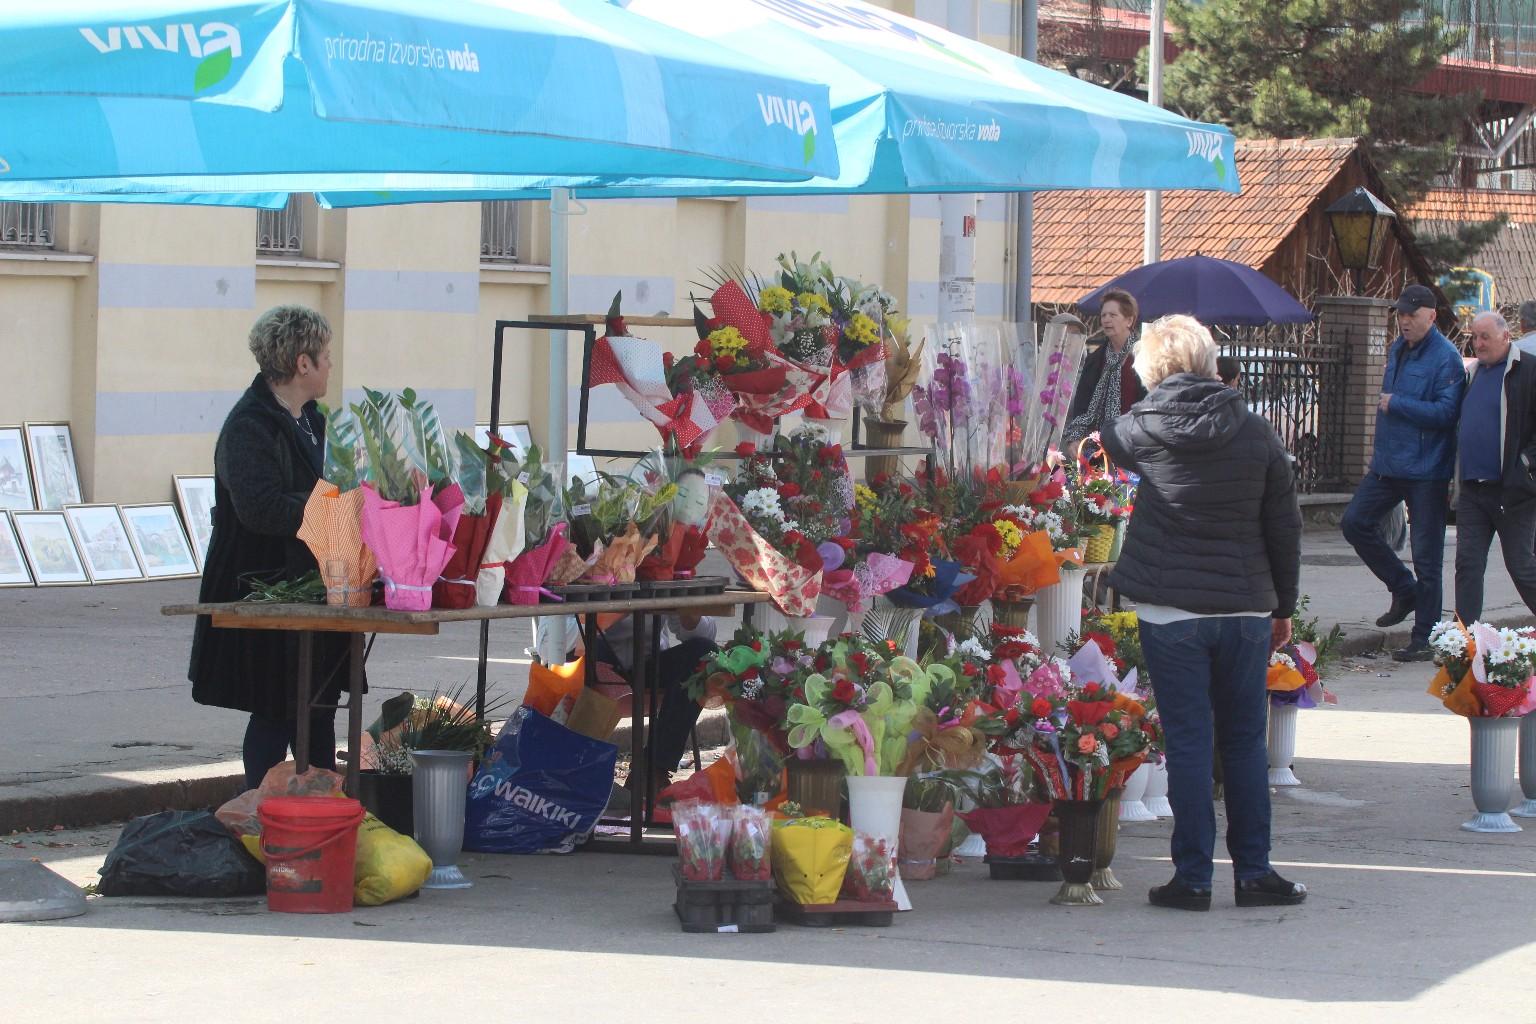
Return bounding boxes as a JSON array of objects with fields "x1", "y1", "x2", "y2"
[
  {"x1": 1103, "y1": 315, "x2": 1305, "y2": 911},
  {"x1": 1340, "y1": 285, "x2": 1467, "y2": 662},
  {"x1": 1453, "y1": 312, "x2": 1536, "y2": 622}
]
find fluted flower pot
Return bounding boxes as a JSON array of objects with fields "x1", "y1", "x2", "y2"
[
  {"x1": 1267, "y1": 703, "x2": 1303, "y2": 786},
  {"x1": 1049, "y1": 798, "x2": 1104, "y2": 906},
  {"x1": 784, "y1": 613, "x2": 837, "y2": 648},
  {"x1": 848, "y1": 774, "x2": 912, "y2": 910},
  {"x1": 411, "y1": 750, "x2": 474, "y2": 889},
  {"x1": 861, "y1": 418, "x2": 906, "y2": 482},
  {"x1": 1090, "y1": 790, "x2": 1123, "y2": 891},
  {"x1": 1463, "y1": 717, "x2": 1522, "y2": 833},
  {"x1": 1513, "y1": 714, "x2": 1536, "y2": 818},
  {"x1": 1035, "y1": 563, "x2": 1085, "y2": 658},
  {"x1": 991, "y1": 597, "x2": 1035, "y2": 631},
  {"x1": 785, "y1": 758, "x2": 846, "y2": 820},
  {"x1": 1143, "y1": 760, "x2": 1172, "y2": 818},
  {"x1": 1119, "y1": 762, "x2": 1156, "y2": 823}
]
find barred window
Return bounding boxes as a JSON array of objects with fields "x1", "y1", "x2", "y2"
[
  {"x1": 481, "y1": 200, "x2": 522, "y2": 262},
  {"x1": 0, "y1": 202, "x2": 55, "y2": 249},
  {"x1": 257, "y1": 194, "x2": 304, "y2": 255}
]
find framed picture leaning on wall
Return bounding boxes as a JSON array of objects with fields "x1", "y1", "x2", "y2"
[
  {"x1": 0, "y1": 512, "x2": 34, "y2": 586},
  {"x1": 0, "y1": 425, "x2": 36, "y2": 512},
  {"x1": 64, "y1": 504, "x2": 144, "y2": 583},
  {"x1": 24, "y1": 422, "x2": 82, "y2": 510},
  {"x1": 120, "y1": 502, "x2": 200, "y2": 579},
  {"x1": 12, "y1": 510, "x2": 88, "y2": 585},
  {"x1": 174, "y1": 474, "x2": 216, "y2": 571}
]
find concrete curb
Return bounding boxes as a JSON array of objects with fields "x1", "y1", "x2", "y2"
[{"x1": 0, "y1": 772, "x2": 245, "y2": 836}]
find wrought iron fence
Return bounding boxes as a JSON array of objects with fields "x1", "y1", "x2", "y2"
[
  {"x1": 480, "y1": 200, "x2": 520, "y2": 261},
  {"x1": 1213, "y1": 321, "x2": 1348, "y2": 494},
  {"x1": 257, "y1": 195, "x2": 304, "y2": 254},
  {"x1": 0, "y1": 202, "x2": 55, "y2": 249}
]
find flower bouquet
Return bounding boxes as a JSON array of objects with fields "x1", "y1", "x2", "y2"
[
  {"x1": 297, "y1": 408, "x2": 378, "y2": 607},
  {"x1": 430, "y1": 431, "x2": 507, "y2": 609},
  {"x1": 1428, "y1": 621, "x2": 1536, "y2": 718},
  {"x1": 1016, "y1": 314, "x2": 1089, "y2": 474},
  {"x1": 705, "y1": 488, "x2": 823, "y2": 617},
  {"x1": 783, "y1": 636, "x2": 932, "y2": 778},
  {"x1": 588, "y1": 292, "x2": 735, "y2": 457},
  {"x1": 473, "y1": 435, "x2": 529, "y2": 606}
]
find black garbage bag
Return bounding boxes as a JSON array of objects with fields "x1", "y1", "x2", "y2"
[{"x1": 98, "y1": 810, "x2": 266, "y2": 897}]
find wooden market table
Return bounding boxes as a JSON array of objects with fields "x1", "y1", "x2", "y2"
[{"x1": 162, "y1": 589, "x2": 773, "y2": 848}]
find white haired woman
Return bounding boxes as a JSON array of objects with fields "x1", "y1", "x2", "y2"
[
  {"x1": 188, "y1": 305, "x2": 354, "y2": 788},
  {"x1": 1100, "y1": 315, "x2": 1306, "y2": 910}
]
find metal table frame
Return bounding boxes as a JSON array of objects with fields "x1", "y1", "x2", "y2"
[{"x1": 162, "y1": 590, "x2": 769, "y2": 849}]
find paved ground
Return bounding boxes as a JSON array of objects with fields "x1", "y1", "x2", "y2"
[
  {"x1": 3, "y1": 654, "x2": 1534, "y2": 1021},
  {"x1": 0, "y1": 527, "x2": 1529, "y2": 832}
]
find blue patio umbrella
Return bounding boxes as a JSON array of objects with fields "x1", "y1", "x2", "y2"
[
  {"x1": 1077, "y1": 255, "x2": 1315, "y2": 326},
  {"x1": 0, "y1": 0, "x2": 1237, "y2": 205},
  {"x1": 0, "y1": 0, "x2": 839, "y2": 184}
]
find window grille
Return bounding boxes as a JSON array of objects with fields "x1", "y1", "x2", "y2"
[{"x1": 0, "y1": 202, "x2": 55, "y2": 249}]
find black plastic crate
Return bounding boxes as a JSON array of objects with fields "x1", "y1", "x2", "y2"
[
  {"x1": 984, "y1": 853, "x2": 1062, "y2": 881},
  {"x1": 672, "y1": 864, "x2": 776, "y2": 933}
]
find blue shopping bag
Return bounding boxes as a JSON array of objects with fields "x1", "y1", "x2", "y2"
[{"x1": 463, "y1": 707, "x2": 618, "y2": 855}]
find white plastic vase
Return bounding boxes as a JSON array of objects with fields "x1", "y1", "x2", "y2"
[
  {"x1": 801, "y1": 415, "x2": 844, "y2": 444},
  {"x1": 1463, "y1": 717, "x2": 1522, "y2": 833},
  {"x1": 1118, "y1": 762, "x2": 1157, "y2": 822},
  {"x1": 847, "y1": 774, "x2": 911, "y2": 911},
  {"x1": 1143, "y1": 760, "x2": 1172, "y2": 817},
  {"x1": 761, "y1": 605, "x2": 838, "y2": 647},
  {"x1": 1035, "y1": 563, "x2": 1085, "y2": 658},
  {"x1": 1267, "y1": 704, "x2": 1303, "y2": 786},
  {"x1": 1514, "y1": 714, "x2": 1536, "y2": 818},
  {"x1": 735, "y1": 421, "x2": 779, "y2": 452}
]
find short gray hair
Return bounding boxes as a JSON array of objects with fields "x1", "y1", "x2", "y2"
[
  {"x1": 1473, "y1": 311, "x2": 1511, "y2": 334},
  {"x1": 1134, "y1": 314, "x2": 1219, "y2": 389},
  {"x1": 1519, "y1": 300, "x2": 1536, "y2": 332},
  {"x1": 248, "y1": 305, "x2": 331, "y2": 383}
]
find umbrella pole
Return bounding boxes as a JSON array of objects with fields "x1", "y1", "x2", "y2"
[{"x1": 543, "y1": 186, "x2": 573, "y2": 663}]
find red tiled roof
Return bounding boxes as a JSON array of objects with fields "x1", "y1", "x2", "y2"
[
  {"x1": 1409, "y1": 188, "x2": 1536, "y2": 224},
  {"x1": 1031, "y1": 138, "x2": 1359, "y2": 304}
]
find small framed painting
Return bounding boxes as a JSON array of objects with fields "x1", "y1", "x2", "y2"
[
  {"x1": 0, "y1": 512, "x2": 33, "y2": 586},
  {"x1": 0, "y1": 425, "x2": 36, "y2": 512},
  {"x1": 12, "y1": 510, "x2": 88, "y2": 585},
  {"x1": 64, "y1": 504, "x2": 144, "y2": 583},
  {"x1": 24, "y1": 422, "x2": 82, "y2": 510},
  {"x1": 120, "y1": 503, "x2": 200, "y2": 579},
  {"x1": 174, "y1": 474, "x2": 216, "y2": 570}
]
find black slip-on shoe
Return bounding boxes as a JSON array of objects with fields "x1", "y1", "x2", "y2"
[
  {"x1": 1235, "y1": 870, "x2": 1307, "y2": 907},
  {"x1": 1375, "y1": 592, "x2": 1415, "y2": 628},
  {"x1": 1148, "y1": 877, "x2": 1212, "y2": 911},
  {"x1": 1391, "y1": 643, "x2": 1433, "y2": 663}
]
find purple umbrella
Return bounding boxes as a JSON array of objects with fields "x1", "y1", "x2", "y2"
[{"x1": 1078, "y1": 255, "x2": 1314, "y2": 326}]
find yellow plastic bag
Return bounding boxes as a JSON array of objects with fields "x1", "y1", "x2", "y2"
[
  {"x1": 352, "y1": 814, "x2": 433, "y2": 906},
  {"x1": 239, "y1": 813, "x2": 432, "y2": 907},
  {"x1": 771, "y1": 817, "x2": 852, "y2": 905}
]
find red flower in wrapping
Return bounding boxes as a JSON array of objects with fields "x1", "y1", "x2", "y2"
[
  {"x1": 1077, "y1": 735, "x2": 1098, "y2": 754},
  {"x1": 1067, "y1": 699, "x2": 1113, "y2": 726},
  {"x1": 662, "y1": 351, "x2": 674, "y2": 371},
  {"x1": 821, "y1": 445, "x2": 843, "y2": 463},
  {"x1": 734, "y1": 442, "x2": 756, "y2": 458},
  {"x1": 750, "y1": 640, "x2": 763, "y2": 652},
  {"x1": 1082, "y1": 682, "x2": 1102, "y2": 698},
  {"x1": 1100, "y1": 721, "x2": 1120, "y2": 740},
  {"x1": 1004, "y1": 708, "x2": 1021, "y2": 727},
  {"x1": 987, "y1": 663, "x2": 1006, "y2": 686},
  {"x1": 779, "y1": 482, "x2": 802, "y2": 499},
  {"x1": 784, "y1": 530, "x2": 807, "y2": 547},
  {"x1": 898, "y1": 483, "x2": 915, "y2": 498},
  {"x1": 1083, "y1": 633, "x2": 1117, "y2": 661},
  {"x1": 794, "y1": 540, "x2": 821, "y2": 572},
  {"x1": 850, "y1": 652, "x2": 872, "y2": 677},
  {"x1": 700, "y1": 357, "x2": 715, "y2": 371},
  {"x1": 815, "y1": 655, "x2": 830, "y2": 671},
  {"x1": 1029, "y1": 479, "x2": 1063, "y2": 506},
  {"x1": 835, "y1": 536, "x2": 855, "y2": 551},
  {"x1": 716, "y1": 354, "x2": 736, "y2": 372},
  {"x1": 694, "y1": 338, "x2": 711, "y2": 359},
  {"x1": 831, "y1": 677, "x2": 857, "y2": 704},
  {"x1": 962, "y1": 662, "x2": 979, "y2": 678},
  {"x1": 1030, "y1": 697, "x2": 1053, "y2": 718}
]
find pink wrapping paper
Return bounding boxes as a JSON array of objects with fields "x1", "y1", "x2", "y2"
[
  {"x1": 822, "y1": 552, "x2": 915, "y2": 615},
  {"x1": 705, "y1": 490, "x2": 821, "y2": 617},
  {"x1": 359, "y1": 483, "x2": 463, "y2": 611},
  {"x1": 504, "y1": 522, "x2": 571, "y2": 605}
]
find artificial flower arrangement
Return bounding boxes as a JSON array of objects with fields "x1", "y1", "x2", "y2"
[
  {"x1": 1008, "y1": 313, "x2": 1090, "y2": 481},
  {"x1": 1428, "y1": 620, "x2": 1536, "y2": 718},
  {"x1": 689, "y1": 279, "x2": 823, "y2": 440},
  {"x1": 783, "y1": 635, "x2": 932, "y2": 778},
  {"x1": 1266, "y1": 642, "x2": 1333, "y2": 709},
  {"x1": 1019, "y1": 681, "x2": 1154, "y2": 801},
  {"x1": 503, "y1": 443, "x2": 570, "y2": 604},
  {"x1": 723, "y1": 429, "x2": 846, "y2": 574},
  {"x1": 632, "y1": 449, "x2": 714, "y2": 583}
]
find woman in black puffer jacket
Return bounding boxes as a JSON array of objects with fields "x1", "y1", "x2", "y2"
[{"x1": 1100, "y1": 315, "x2": 1306, "y2": 912}]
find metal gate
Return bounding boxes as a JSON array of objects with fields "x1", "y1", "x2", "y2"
[{"x1": 1214, "y1": 321, "x2": 1348, "y2": 494}]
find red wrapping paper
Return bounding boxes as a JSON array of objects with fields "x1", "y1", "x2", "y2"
[{"x1": 432, "y1": 492, "x2": 503, "y2": 610}]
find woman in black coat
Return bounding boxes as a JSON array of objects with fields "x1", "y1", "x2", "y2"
[
  {"x1": 188, "y1": 306, "x2": 351, "y2": 788},
  {"x1": 1101, "y1": 314, "x2": 1306, "y2": 912},
  {"x1": 1063, "y1": 289, "x2": 1146, "y2": 456}
]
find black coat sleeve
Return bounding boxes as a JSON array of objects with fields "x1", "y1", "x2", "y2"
[
  {"x1": 1260, "y1": 432, "x2": 1303, "y2": 619},
  {"x1": 1099, "y1": 412, "x2": 1140, "y2": 474},
  {"x1": 215, "y1": 417, "x2": 307, "y2": 538}
]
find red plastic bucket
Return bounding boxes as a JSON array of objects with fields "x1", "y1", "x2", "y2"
[{"x1": 258, "y1": 796, "x2": 366, "y2": 914}]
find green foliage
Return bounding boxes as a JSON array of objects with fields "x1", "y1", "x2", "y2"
[
  {"x1": 452, "y1": 431, "x2": 489, "y2": 515},
  {"x1": 322, "y1": 407, "x2": 363, "y2": 492},
  {"x1": 352, "y1": 388, "x2": 415, "y2": 503},
  {"x1": 397, "y1": 387, "x2": 453, "y2": 488}
]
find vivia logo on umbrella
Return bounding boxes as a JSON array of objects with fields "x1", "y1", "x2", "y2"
[
  {"x1": 758, "y1": 91, "x2": 820, "y2": 164},
  {"x1": 1186, "y1": 129, "x2": 1228, "y2": 182},
  {"x1": 78, "y1": 22, "x2": 243, "y2": 93}
]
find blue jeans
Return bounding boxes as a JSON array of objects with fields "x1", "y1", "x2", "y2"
[
  {"x1": 1341, "y1": 473, "x2": 1450, "y2": 645},
  {"x1": 1140, "y1": 615, "x2": 1274, "y2": 888}
]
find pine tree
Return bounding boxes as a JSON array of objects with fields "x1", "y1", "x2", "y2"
[{"x1": 1160, "y1": 0, "x2": 1501, "y2": 286}]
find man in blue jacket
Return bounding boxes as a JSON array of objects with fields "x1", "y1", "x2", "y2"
[{"x1": 1341, "y1": 285, "x2": 1467, "y2": 662}]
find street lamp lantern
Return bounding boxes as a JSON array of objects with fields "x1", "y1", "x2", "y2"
[{"x1": 1325, "y1": 186, "x2": 1396, "y2": 295}]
